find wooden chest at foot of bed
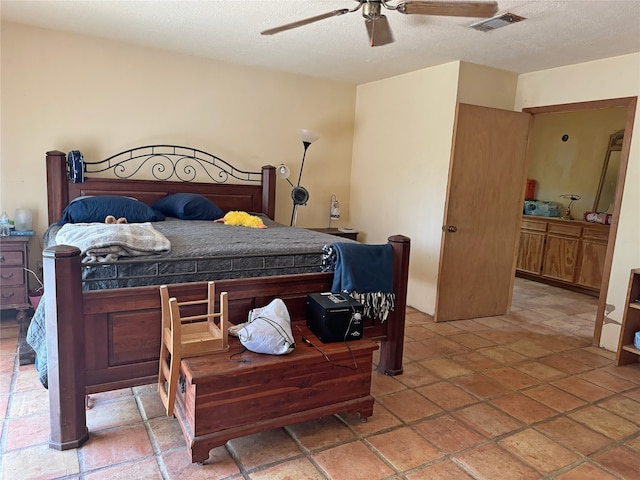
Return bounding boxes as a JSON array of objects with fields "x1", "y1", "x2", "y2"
[{"x1": 173, "y1": 327, "x2": 378, "y2": 463}]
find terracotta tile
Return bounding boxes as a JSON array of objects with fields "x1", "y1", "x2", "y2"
[
  {"x1": 603, "y1": 364, "x2": 640, "y2": 384},
  {"x1": 484, "y1": 366, "x2": 539, "y2": 390},
  {"x1": 84, "y1": 458, "x2": 162, "y2": 479},
  {"x1": 0, "y1": 393, "x2": 8, "y2": 421},
  {"x1": 538, "y1": 353, "x2": 594, "y2": 374},
  {"x1": 474, "y1": 316, "x2": 515, "y2": 329},
  {"x1": 0, "y1": 372, "x2": 12, "y2": 394},
  {"x1": 86, "y1": 396, "x2": 142, "y2": 431},
  {"x1": 376, "y1": 389, "x2": 441, "y2": 423},
  {"x1": 447, "y1": 319, "x2": 487, "y2": 332},
  {"x1": 416, "y1": 382, "x2": 476, "y2": 410},
  {"x1": 406, "y1": 459, "x2": 476, "y2": 480},
  {"x1": 476, "y1": 345, "x2": 527, "y2": 364},
  {"x1": 452, "y1": 373, "x2": 512, "y2": 399},
  {"x1": 490, "y1": 393, "x2": 556, "y2": 424},
  {"x1": 394, "y1": 362, "x2": 439, "y2": 388},
  {"x1": 313, "y1": 441, "x2": 395, "y2": 480},
  {"x1": 523, "y1": 384, "x2": 586, "y2": 412},
  {"x1": 162, "y1": 446, "x2": 240, "y2": 479},
  {"x1": 454, "y1": 443, "x2": 539, "y2": 480},
  {"x1": 579, "y1": 368, "x2": 637, "y2": 393},
  {"x1": 512, "y1": 360, "x2": 566, "y2": 381},
  {"x1": 450, "y1": 351, "x2": 500, "y2": 372},
  {"x1": 8, "y1": 386, "x2": 49, "y2": 417},
  {"x1": 370, "y1": 370, "x2": 406, "y2": 396},
  {"x1": 4, "y1": 412, "x2": 50, "y2": 450},
  {"x1": 422, "y1": 322, "x2": 462, "y2": 336},
  {"x1": 624, "y1": 386, "x2": 640, "y2": 403},
  {"x1": 553, "y1": 462, "x2": 619, "y2": 480},
  {"x1": 137, "y1": 390, "x2": 168, "y2": 420},
  {"x1": 569, "y1": 405, "x2": 638, "y2": 440},
  {"x1": 419, "y1": 357, "x2": 474, "y2": 379},
  {"x1": 227, "y1": 428, "x2": 302, "y2": 470},
  {"x1": 534, "y1": 416, "x2": 611, "y2": 455},
  {"x1": 593, "y1": 445, "x2": 640, "y2": 479},
  {"x1": 14, "y1": 364, "x2": 42, "y2": 392},
  {"x1": 598, "y1": 396, "x2": 640, "y2": 425},
  {"x1": 562, "y1": 348, "x2": 613, "y2": 368},
  {"x1": 148, "y1": 416, "x2": 186, "y2": 452},
  {"x1": 499, "y1": 428, "x2": 580, "y2": 474},
  {"x1": 286, "y1": 415, "x2": 356, "y2": 451},
  {"x1": 0, "y1": 335, "x2": 18, "y2": 355},
  {"x1": 415, "y1": 337, "x2": 468, "y2": 358},
  {"x1": 250, "y1": 457, "x2": 325, "y2": 480},
  {"x1": 338, "y1": 403, "x2": 403, "y2": 435},
  {"x1": 404, "y1": 324, "x2": 437, "y2": 341},
  {"x1": 1, "y1": 443, "x2": 80, "y2": 480},
  {"x1": 81, "y1": 424, "x2": 154, "y2": 471},
  {"x1": 551, "y1": 376, "x2": 614, "y2": 401},
  {"x1": 627, "y1": 435, "x2": 640, "y2": 452},
  {"x1": 367, "y1": 426, "x2": 442, "y2": 471},
  {"x1": 506, "y1": 339, "x2": 554, "y2": 358},
  {"x1": 413, "y1": 414, "x2": 486, "y2": 453},
  {"x1": 448, "y1": 332, "x2": 495, "y2": 349},
  {"x1": 452, "y1": 403, "x2": 523, "y2": 438}
]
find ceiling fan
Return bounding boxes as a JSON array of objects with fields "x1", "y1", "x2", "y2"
[{"x1": 261, "y1": 1, "x2": 499, "y2": 47}]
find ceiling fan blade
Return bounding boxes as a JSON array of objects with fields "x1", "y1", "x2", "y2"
[
  {"x1": 397, "y1": 1, "x2": 498, "y2": 18},
  {"x1": 261, "y1": 8, "x2": 350, "y2": 35},
  {"x1": 365, "y1": 16, "x2": 394, "y2": 47}
]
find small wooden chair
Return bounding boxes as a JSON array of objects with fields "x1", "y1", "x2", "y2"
[{"x1": 158, "y1": 281, "x2": 229, "y2": 416}]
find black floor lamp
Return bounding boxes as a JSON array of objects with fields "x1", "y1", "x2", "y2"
[{"x1": 277, "y1": 128, "x2": 319, "y2": 226}]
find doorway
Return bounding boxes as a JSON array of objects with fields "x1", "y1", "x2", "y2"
[{"x1": 522, "y1": 97, "x2": 637, "y2": 345}]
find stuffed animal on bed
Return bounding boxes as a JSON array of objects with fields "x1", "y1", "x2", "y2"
[{"x1": 214, "y1": 211, "x2": 267, "y2": 228}]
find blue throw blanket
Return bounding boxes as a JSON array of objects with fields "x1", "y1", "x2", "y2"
[{"x1": 327, "y1": 242, "x2": 395, "y2": 322}]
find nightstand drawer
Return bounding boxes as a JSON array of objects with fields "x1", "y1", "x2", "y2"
[
  {"x1": 1, "y1": 285, "x2": 28, "y2": 304},
  {"x1": 0, "y1": 250, "x2": 24, "y2": 266},
  {"x1": 0, "y1": 267, "x2": 26, "y2": 286}
]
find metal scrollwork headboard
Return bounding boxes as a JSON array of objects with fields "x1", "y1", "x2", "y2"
[{"x1": 72, "y1": 145, "x2": 263, "y2": 184}]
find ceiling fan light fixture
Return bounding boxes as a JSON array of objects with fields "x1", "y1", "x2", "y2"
[{"x1": 469, "y1": 12, "x2": 525, "y2": 32}]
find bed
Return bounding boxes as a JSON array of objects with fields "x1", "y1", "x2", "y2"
[{"x1": 36, "y1": 145, "x2": 410, "y2": 451}]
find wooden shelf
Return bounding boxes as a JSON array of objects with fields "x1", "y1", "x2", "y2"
[
  {"x1": 615, "y1": 268, "x2": 640, "y2": 366},
  {"x1": 622, "y1": 344, "x2": 640, "y2": 355}
]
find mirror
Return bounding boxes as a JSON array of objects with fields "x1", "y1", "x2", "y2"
[{"x1": 593, "y1": 129, "x2": 624, "y2": 213}]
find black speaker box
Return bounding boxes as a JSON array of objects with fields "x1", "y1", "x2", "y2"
[{"x1": 306, "y1": 293, "x2": 364, "y2": 343}]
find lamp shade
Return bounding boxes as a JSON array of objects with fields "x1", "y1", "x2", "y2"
[
  {"x1": 297, "y1": 128, "x2": 319, "y2": 145},
  {"x1": 276, "y1": 164, "x2": 291, "y2": 179}
]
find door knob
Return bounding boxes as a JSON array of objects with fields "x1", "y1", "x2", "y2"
[{"x1": 447, "y1": 225, "x2": 457, "y2": 232}]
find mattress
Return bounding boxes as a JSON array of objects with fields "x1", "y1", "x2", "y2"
[{"x1": 44, "y1": 216, "x2": 352, "y2": 290}]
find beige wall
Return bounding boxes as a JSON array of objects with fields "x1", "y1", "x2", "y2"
[
  {"x1": 527, "y1": 108, "x2": 628, "y2": 219},
  {"x1": 1, "y1": 22, "x2": 357, "y2": 278},
  {"x1": 515, "y1": 53, "x2": 640, "y2": 350},
  {"x1": 351, "y1": 62, "x2": 518, "y2": 314}
]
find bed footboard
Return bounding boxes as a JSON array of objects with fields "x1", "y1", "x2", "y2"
[{"x1": 44, "y1": 236, "x2": 410, "y2": 450}]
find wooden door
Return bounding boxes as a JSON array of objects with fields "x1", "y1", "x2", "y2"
[{"x1": 435, "y1": 104, "x2": 531, "y2": 322}]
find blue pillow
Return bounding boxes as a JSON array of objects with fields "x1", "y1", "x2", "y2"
[
  {"x1": 57, "y1": 196, "x2": 165, "y2": 225},
  {"x1": 152, "y1": 193, "x2": 224, "y2": 220}
]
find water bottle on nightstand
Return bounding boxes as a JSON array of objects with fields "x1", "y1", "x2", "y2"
[{"x1": 0, "y1": 211, "x2": 10, "y2": 236}]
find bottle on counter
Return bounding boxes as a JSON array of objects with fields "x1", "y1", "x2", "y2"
[{"x1": 0, "y1": 211, "x2": 10, "y2": 236}]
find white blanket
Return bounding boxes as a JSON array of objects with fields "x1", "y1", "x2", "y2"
[{"x1": 55, "y1": 222, "x2": 171, "y2": 263}]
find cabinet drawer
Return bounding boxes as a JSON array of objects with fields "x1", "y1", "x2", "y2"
[
  {"x1": 521, "y1": 219, "x2": 547, "y2": 232},
  {"x1": 0, "y1": 250, "x2": 24, "y2": 266},
  {"x1": 582, "y1": 226, "x2": 609, "y2": 241},
  {"x1": 0, "y1": 267, "x2": 25, "y2": 286},
  {"x1": 0, "y1": 285, "x2": 28, "y2": 304},
  {"x1": 547, "y1": 223, "x2": 582, "y2": 237}
]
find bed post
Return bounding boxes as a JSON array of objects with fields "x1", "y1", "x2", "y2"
[
  {"x1": 46, "y1": 150, "x2": 69, "y2": 225},
  {"x1": 261, "y1": 165, "x2": 276, "y2": 220},
  {"x1": 378, "y1": 235, "x2": 410, "y2": 376},
  {"x1": 44, "y1": 245, "x2": 89, "y2": 450}
]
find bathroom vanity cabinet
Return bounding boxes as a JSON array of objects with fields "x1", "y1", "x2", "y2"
[{"x1": 516, "y1": 216, "x2": 609, "y2": 294}]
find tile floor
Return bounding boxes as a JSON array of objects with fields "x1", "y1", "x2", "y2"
[{"x1": 1, "y1": 278, "x2": 639, "y2": 480}]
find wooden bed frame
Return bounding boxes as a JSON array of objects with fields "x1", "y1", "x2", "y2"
[{"x1": 42, "y1": 147, "x2": 410, "y2": 451}]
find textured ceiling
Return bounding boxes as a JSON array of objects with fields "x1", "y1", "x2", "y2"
[{"x1": 2, "y1": 0, "x2": 639, "y2": 85}]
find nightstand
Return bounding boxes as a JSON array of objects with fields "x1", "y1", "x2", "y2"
[
  {"x1": 0, "y1": 236, "x2": 31, "y2": 319},
  {"x1": 308, "y1": 228, "x2": 358, "y2": 241}
]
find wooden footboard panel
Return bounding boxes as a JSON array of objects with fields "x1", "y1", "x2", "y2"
[{"x1": 44, "y1": 235, "x2": 409, "y2": 450}]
